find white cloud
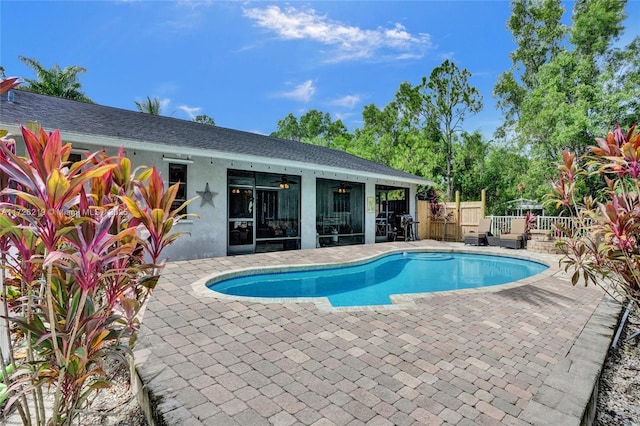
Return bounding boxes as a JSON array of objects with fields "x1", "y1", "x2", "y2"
[
  {"x1": 178, "y1": 105, "x2": 201, "y2": 119},
  {"x1": 329, "y1": 94, "x2": 361, "y2": 109},
  {"x1": 276, "y1": 80, "x2": 316, "y2": 103},
  {"x1": 158, "y1": 97, "x2": 172, "y2": 112},
  {"x1": 243, "y1": 6, "x2": 432, "y2": 63}
]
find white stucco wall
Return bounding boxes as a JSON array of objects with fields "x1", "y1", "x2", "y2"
[{"x1": 7, "y1": 132, "x2": 421, "y2": 261}]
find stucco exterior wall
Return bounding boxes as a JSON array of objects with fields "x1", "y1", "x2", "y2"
[{"x1": 8, "y1": 134, "x2": 419, "y2": 261}]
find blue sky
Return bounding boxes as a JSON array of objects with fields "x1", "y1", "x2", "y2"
[{"x1": 2, "y1": 1, "x2": 639, "y2": 139}]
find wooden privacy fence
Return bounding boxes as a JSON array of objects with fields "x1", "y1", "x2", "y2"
[
  {"x1": 416, "y1": 190, "x2": 582, "y2": 242},
  {"x1": 417, "y1": 190, "x2": 486, "y2": 241}
]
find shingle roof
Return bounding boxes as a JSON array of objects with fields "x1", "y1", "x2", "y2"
[{"x1": 0, "y1": 90, "x2": 431, "y2": 183}]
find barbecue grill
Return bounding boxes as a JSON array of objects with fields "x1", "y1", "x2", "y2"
[{"x1": 401, "y1": 214, "x2": 415, "y2": 241}]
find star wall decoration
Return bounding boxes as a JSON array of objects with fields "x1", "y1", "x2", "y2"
[{"x1": 196, "y1": 182, "x2": 217, "y2": 208}]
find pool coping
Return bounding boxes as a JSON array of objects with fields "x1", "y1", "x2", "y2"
[{"x1": 132, "y1": 241, "x2": 622, "y2": 425}]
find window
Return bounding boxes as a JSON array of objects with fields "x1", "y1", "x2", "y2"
[
  {"x1": 68, "y1": 153, "x2": 82, "y2": 163},
  {"x1": 169, "y1": 163, "x2": 187, "y2": 213}
]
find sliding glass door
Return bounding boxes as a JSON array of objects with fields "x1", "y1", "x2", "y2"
[
  {"x1": 228, "y1": 170, "x2": 301, "y2": 255},
  {"x1": 228, "y1": 171, "x2": 255, "y2": 255}
]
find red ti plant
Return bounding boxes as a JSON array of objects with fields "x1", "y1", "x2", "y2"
[
  {"x1": 524, "y1": 212, "x2": 537, "y2": 239},
  {"x1": 426, "y1": 188, "x2": 454, "y2": 241},
  {"x1": 0, "y1": 122, "x2": 196, "y2": 425},
  {"x1": 547, "y1": 124, "x2": 640, "y2": 306}
]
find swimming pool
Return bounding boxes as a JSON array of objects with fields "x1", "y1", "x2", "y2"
[{"x1": 208, "y1": 252, "x2": 548, "y2": 307}]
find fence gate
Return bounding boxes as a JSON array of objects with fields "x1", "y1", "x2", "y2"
[{"x1": 417, "y1": 190, "x2": 485, "y2": 242}]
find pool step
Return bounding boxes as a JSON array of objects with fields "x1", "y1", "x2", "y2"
[{"x1": 405, "y1": 253, "x2": 454, "y2": 261}]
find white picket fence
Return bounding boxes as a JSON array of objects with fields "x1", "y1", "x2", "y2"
[{"x1": 487, "y1": 215, "x2": 580, "y2": 236}]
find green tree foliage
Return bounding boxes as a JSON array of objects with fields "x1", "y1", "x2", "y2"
[
  {"x1": 270, "y1": 65, "x2": 482, "y2": 202},
  {"x1": 18, "y1": 56, "x2": 92, "y2": 102},
  {"x1": 350, "y1": 89, "x2": 442, "y2": 181},
  {"x1": 299, "y1": 110, "x2": 329, "y2": 141},
  {"x1": 598, "y1": 38, "x2": 640, "y2": 128},
  {"x1": 495, "y1": 0, "x2": 638, "y2": 206},
  {"x1": 520, "y1": 0, "x2": 629, "y2": 159},
  {"x1": 452, "y1": 131, "x2": 488, "y2": 201},
  {"x1": 193, "y1": 114, "x2": 215, "y2": 126},
  {"x1": 482, "y1": 146, "x2": 530, "y2": 215},
  {"x1": 271, "y1": 110, "x2": 351, "y2": 148},
  {"x1": 493, "y1": 0, "x2": 565, "y2": 131},
  {"x1": 422, "y1": 60, "x2": 483, "y2": 201},
  {"x1": 134, "y1": 96, "x2": 162, "y2": 115},
  {"x1": 271, "y1": 113, "x2": 301, "y2": 140},
  {"x1": 349, "y1": 66, "x2": 482, "y2": 198},
  {"x1": 493, "y1": 0, "x2": 565, "y2": 139}
]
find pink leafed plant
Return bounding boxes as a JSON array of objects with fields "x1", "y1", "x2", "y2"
[
  {"x1": 0, "y1": 104, "x2": 197, "y2": 425},
  {"x1": 547, "y1": 123, "x2": 640, "y2": 305}
]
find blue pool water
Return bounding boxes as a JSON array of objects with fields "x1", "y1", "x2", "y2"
[{"x1": 208, "y1": 252, "x2": 548, "y2": 307}]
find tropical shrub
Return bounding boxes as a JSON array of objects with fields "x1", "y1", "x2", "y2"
[
  {"x1": 0, "y1": 88, "x2": 196, "y2": 423},
  {"x1": 547, "y1": 124, "x2": 639, "y2": 306},
  {"x1": 524, "y1": 212, "x2": 537, "y2": 239}
]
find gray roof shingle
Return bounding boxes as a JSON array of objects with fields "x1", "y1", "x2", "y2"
[{"x1": 1, "y1": 90, "x2": 431, "y2": 183}]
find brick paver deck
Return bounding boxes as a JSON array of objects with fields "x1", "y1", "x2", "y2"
[{"x1": 133, "y1": 240, "x2": 619, "y2": 425}]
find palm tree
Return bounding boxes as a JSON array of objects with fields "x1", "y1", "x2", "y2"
[
  {"x1": 19, "y1": 56, "x2": 92, "y2": 102},
  {"x1": 134, "y1": 96, "x2": 162, "y2": 115}
]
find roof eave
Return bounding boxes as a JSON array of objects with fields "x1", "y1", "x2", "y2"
[{"x1": 0, "y1": 122, "x2": 434, "y2": 186}]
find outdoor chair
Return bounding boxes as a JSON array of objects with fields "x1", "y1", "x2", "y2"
[
  {"x1": 463, "y1": 218, "x2": 492, "y2": 246},
  {"x1": 499, "y1": 218, "x2": 527, "y2": 249}
]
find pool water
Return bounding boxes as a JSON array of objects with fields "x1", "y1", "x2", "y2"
[{"x1": 208, "y1": 252, "x2": 548, "y2": 307}]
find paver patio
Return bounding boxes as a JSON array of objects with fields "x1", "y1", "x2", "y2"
[{"x1": 133, "y1": 240, "x2": 619, "y2": 425}]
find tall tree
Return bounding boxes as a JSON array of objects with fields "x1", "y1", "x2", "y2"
[
  {"x1": 518, "y1": 0, "x2": 631, "y2": 159},
  {"x1": 134, "y1": 96, "x2": 162, "y2": 115},
  {"x1": 18, "y1": 56, "x2": 92, "y2": 102},
  {"x1": 494, "y1": 0, "x2": 637, "y2": 203},
  {"x1": 493, "y1": 0, "x2": 566, "y2": 133},
  {"x1": 422, "y1": 60, "x2": 483, "y2": 201},
  {"x1": 350, "y1": 83, "x2": 444, "y2": 182}
]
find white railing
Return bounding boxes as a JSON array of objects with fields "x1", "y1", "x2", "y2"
[{"x1": 487, "y1": 215, "x2": 580, "y2": 236}]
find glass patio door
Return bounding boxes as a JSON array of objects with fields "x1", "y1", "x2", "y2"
[{"x1": 228, "y1": 173, "x2": 255, "y2": 255}]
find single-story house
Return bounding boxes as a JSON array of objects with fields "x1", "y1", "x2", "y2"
[{"x1": 1, "y1": 90, "x2": 433, "y2": 261}]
